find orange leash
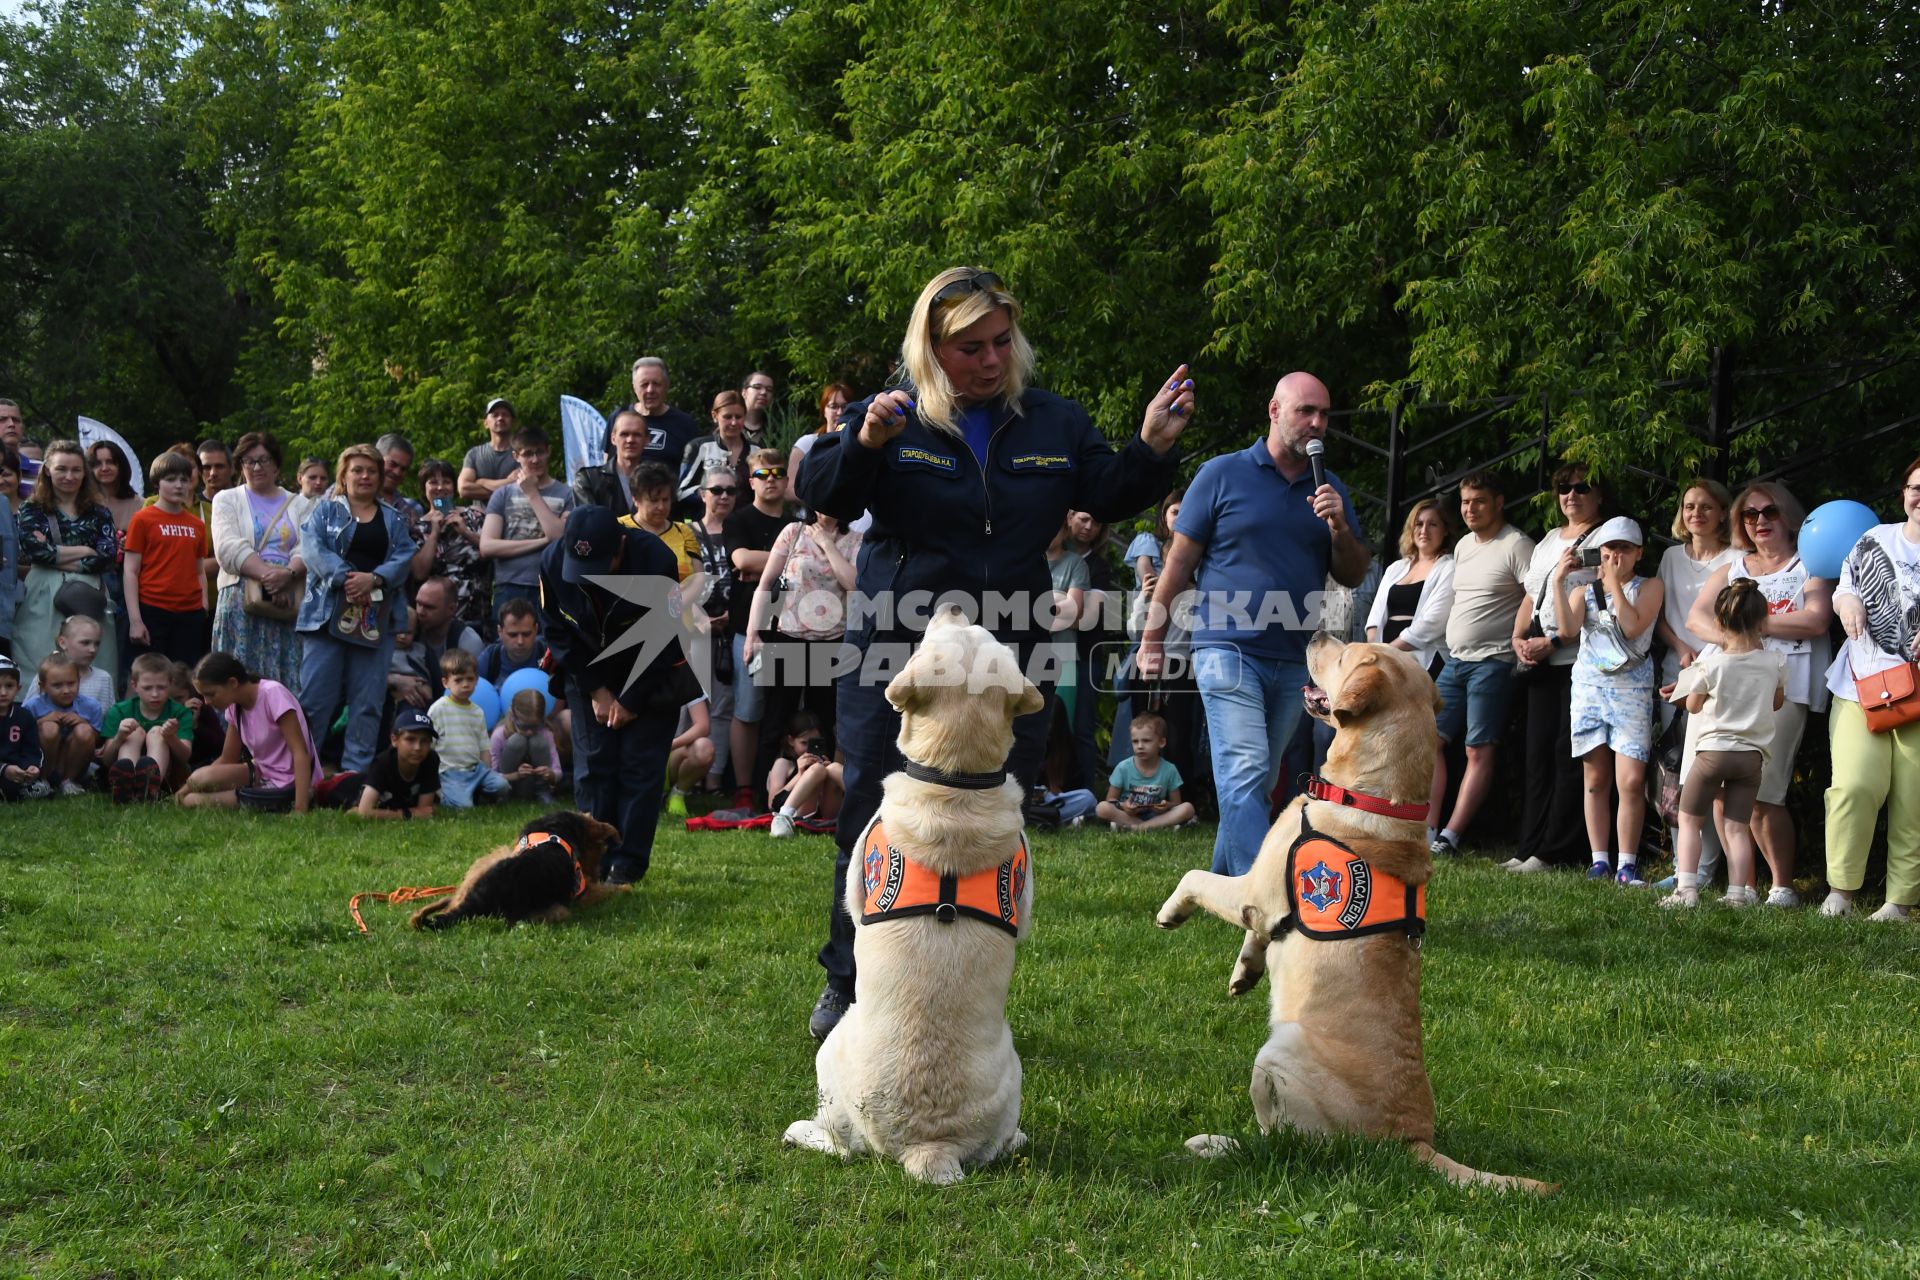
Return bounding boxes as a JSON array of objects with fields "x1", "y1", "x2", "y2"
[{"x1": 350, "y1": 885, "x2": 459, "y2": 934}]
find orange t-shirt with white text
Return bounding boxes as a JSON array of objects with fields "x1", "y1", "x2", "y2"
[{"x1": 125, "y1": 505, "x2": 211, "y2": 612}]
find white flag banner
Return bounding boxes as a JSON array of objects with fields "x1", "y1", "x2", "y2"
[
  {"x1": 77, "y1": 416, "x2": 144, "y2": 497},
  {"x1": 559, "y1": 396, "x2": 607, "y2": 485}
]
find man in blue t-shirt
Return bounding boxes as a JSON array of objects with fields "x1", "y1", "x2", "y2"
[{"x1": 1138, "y1": 372, "x2": 1370, "y2": 875}]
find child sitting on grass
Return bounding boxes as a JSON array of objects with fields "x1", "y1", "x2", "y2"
[
  {"x1": 99, "y1": 652, "x2": 194, "y2": 802},
  {"x1": 356, "y1": 706, "x2": 441, "y2": 820},
  {"x1": 490, "y1": 688, "x2": 558, "y2": 805},
  {"x1": 1662, "y1": 580, "x2": 1785, "y2": 909},
  {"x1": 1097, "y1": 711, "x2": 1195, "y2": 831},
  {"x1": 24, "y1": 613, "x2": 114, "y2": 710},
  {"x1": 178, "y1": 651, "x2": 320, "y2": 813},
  {"x1": 665, "y1": 694, "x2": 714, "y2": 818},
  {"x1": 429, "y1": 649, "x2": 509, "y2": 808},
  {"x1": 171, "y1": 660, "x2": 227, "y2": 771},
  {"x1": 0, "y1": 655, "x2": 52, "y2": 800},
  {"x1": 26, "y1": 653, "x2": 103, "y2": 795},
  {"x1": 767, "y1": 710, "x2": 841, "y2": 838}
]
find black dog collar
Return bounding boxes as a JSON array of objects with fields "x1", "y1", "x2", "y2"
[{"x1": 901, "y1": 758, "x2": 1008, "y2": 791}]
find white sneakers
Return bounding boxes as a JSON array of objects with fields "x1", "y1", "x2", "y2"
[
  {"x1": 1867, "y1": 902, "x2": 1912, "y2": 923},
  {"x1": 1722, "y1": 886, "x2": 1759, "y2": 909},
  {"x1": 1506, "y1": 856, "x2": 1550, "y2": 874},
  {"x1": 1765, "y1": 885, "x2": 1801, "y2": 908},
  {"x1": 770, "y1": 813, "x2": 796, "y2": 839},
  {"x1": 1818, "y1": 891, "x2": 1854, "y2": 918}
]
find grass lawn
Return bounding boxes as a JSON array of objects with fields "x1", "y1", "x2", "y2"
[{"x1": 2, "y1": 799, "x2": 1917, "y2": 1278}]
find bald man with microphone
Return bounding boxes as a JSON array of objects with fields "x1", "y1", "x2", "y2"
[{"x1": 1137, "y1": 371, "x2": 1370, "y2": 876}]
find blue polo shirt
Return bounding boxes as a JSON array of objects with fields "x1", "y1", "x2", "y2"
[{"x1": 1175, "y1": 439, "x2": 1359, "y2": 662}]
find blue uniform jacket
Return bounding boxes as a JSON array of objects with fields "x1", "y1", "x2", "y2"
[
  {"x1": 796, "y1": 387, "x2": 1178, "y2": 646},
  {"x1": 295, "y1": 497, "x2": 417, "y2": 633},
  {"x1": 538, "y1": 527, "x2": 684, "y2": 714}
]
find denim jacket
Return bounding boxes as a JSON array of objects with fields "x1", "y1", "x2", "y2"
[{"x1": 296, "y1": 496, "x2": 417, "y2": 633}]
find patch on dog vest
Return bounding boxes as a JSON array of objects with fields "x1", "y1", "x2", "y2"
[
  {"x1": 517, "y1": 830, "x2": 586, "y2": 900},
  {"x1": 1285, "y1": 815, "x2": 1425, "y2": 943},
  {"x1": 858, "y1": 819, "x2": 1026, "y2": 936}
]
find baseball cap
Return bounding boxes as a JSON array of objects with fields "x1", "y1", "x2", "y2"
[
  {"x1": 484, "y1": 397, "x2": 515, "y2": 417},
  {"x1": 0, "y1": 655, "x2": 18, "y2": 679},
  {"x1": 392, "y1": 706, "x2": 438, "y2": 737},
  {"x1": 1591, "y1": 515, "x2": 1643, "y2": 547},
  {"x1": 561, "y1": 506, "x2": 621, "y2": 584}
]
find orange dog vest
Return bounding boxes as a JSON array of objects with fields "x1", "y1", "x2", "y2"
[
  {"x1": 517, "y1": 831, "x2": 586, "y2": 900},
  {"x1": 1284, "y1": 814, "x2": 1426, "y2": 944},
  {"x1": 858, "y1": 819, "x2": 1028, "y2": 937}
]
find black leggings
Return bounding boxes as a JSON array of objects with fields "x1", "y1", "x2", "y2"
[{"x1": 1519, "y1": 663, "x2": 1587, "y2": 865}]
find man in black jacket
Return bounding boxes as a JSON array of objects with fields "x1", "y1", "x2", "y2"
[{"x1": 540, "y1": 506, "x2": 695, "y2": 884}]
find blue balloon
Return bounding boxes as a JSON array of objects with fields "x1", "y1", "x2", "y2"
[
  {"x1": 499, "y1": 666, "x2": 556, "y2": 716},
  {"x1": 471, "y1": 676, "x2": 503, "y2": 731},
  {"x1": 1798, "y1": 500, "x2": 1880, "y2": 581}
]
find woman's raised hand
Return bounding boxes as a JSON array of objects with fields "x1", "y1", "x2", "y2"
[
  {"x1": 1140, "y1": 365, "x2": 1195, "y2": 454},
  {"x1": 857, "y1": 391, "x2": 916, "y2": 450}
]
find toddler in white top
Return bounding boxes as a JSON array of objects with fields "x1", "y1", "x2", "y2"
[{"x1": 1662, "y1": 581, "x2": 1786, "y2": 908}]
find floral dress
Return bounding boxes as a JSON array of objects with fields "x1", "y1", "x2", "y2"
[{"x1": 14, "y1": 502, "x2": 121, "y2": 679}]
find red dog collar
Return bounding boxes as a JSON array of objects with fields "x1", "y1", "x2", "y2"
[{"x1": 1301, "y1": 774, "x2": 1429, "y2": 823}]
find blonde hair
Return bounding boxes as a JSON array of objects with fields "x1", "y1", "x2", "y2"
[
  {"x1": 899, "y1": 267, "x2": 1035, "y2": 438},
  {"x1": 1668, "y1": 478, "x2": 1732, "y2": 544},
  {"x1": 1396, "y1": 499, "x2": 1455, "y2": 562},
  {"x1": 1729, "y1": 480, "x2": 1806, "y2": 552},
  {"x1": 334, "y1": 443, "x2": 383, "y2": 489}
]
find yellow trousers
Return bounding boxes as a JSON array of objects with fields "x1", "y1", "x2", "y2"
[{"x1": 1824, "y1": 697, "x2": 1920, "y2": 904}]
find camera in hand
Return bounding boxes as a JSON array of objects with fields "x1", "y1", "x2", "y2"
[
  {"x1": 1579, "y1": 547, "x2": 1604, "y2": 568},
  {"x1": 803, "y1": 737, "x2": 826, "y2": 757}
]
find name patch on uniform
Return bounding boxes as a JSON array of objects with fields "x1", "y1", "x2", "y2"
[
  {"x1": 1008, "y1": 453, "x2": 1072, "y2": 472},
  {"x1": 895, "y1": 447, "x2": 958, "y2": 474}
]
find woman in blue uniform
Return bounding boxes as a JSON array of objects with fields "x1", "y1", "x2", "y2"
[{"x1": 796, "y1": 266, "x2": 1192, "y2": 1040}]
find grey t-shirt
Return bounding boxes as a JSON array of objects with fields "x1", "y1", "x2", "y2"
[
  {"x1": 485, "y1": 481, "x2": 574, "y2": 585},
  {"x1": 462, "y1": 442, "x2": 517, "y2": 483}
]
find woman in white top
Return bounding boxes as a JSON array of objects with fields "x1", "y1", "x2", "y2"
[
  {"x1": 1506, "y1": 463, "x2": 1604, "y2": 872},
  {"x1": 210, "y1": 432, "x2": 312, "y2": 693},
  {"x1": 1686, "y1": 480, "x2": 1832, "y2": 907},
  {"x1": 1655, "y1": 479, "x2": 1739, "y2": 717},
  {"x1": 1820, "y1": 456, "x2": 1920, "y2": 920},
  {"x1": 1367, "y1": 498, "x2": 1456, "y2": 836}
]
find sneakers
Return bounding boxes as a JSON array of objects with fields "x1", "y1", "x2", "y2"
[
  {"x1": 20, "y1": 780, "x2": 53, "y2": 799},
  {"x1": 1765, "y1": 885, "x2": 1801, "y2": 909},
  {"x1": 1616, "y1": 864, "x2": 1646, "y2": 888},
  {"x1": 1510, "y1": 856, "x2": 1550, "y2": 874},
  {"x1": 1652, "y1": 873, "x2": 1679, "y2": 892},
  {"x1": 1429, "y1": 833, "x2": 1459, "y2": 858},
  {"x1": 1818, "y1": 890, "x2": 1854, "y2": 918},
  {"x1": 1586, "y1": 862, "x2": 1614, "y2": 881},
  {"x1": 809, "y1": 987, "x2": 852, "y2": 1042},
  {"x1": 665, "y1": 789, "x2": 689, "y2": 818},
  {"x1": 1661, "y1": 887, "x2": 1700, "y2": 909},
  {"x1": 107, "y1": 759, "x2": 143, "y2": 805},
  {"x1": 770, "y1": 812, "x2": 796, "y2": 839},
  {"x1": 58, "y1": 779, "x2": 87, "y2": 798},
  {"x1": 1867, "y1": 902, "x2": 1912, "y2": 923},
  {"x1": 1723, "y1": 886, "x2": 1759, "y2": 908},
  {"x1": 1499, "y1": 856, "x2": 1524, "y2": 870},
  {"x1": 603, "y1": 857, "x2": 645, "y2": 887}
]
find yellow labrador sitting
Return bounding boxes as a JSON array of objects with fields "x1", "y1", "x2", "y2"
[
  {"x1": 784, "y1": 607, "x2": 1046, "y2": 1185},
  {"x1": 1156, "y1": 634, "x2": 1555, "y2": 1194}
]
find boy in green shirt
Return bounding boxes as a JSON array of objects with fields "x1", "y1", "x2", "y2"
[{"x1": 100, "y1": 652, "x2": 195, "y2": 802}]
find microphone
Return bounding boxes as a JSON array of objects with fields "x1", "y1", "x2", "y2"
[{"x1": 1305, "y1": 438, "x2": 1326, "y2": 490}]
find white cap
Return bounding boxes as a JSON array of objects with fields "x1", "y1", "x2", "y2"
[{"x1": 1591, "y1": 515, "x2": 1643, "y2": 547}]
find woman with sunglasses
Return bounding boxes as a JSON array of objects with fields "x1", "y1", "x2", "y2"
[
  {"x1": 793, "y1": 265, "x2": 1189, "y2": 1040},
  {"x1": 1505, "y1": 463, "x2": 1607, "y2": 874},
  {"x1": 1820, "y1": 456, "x2": 1920, "y2": 919},
  {"x1": 689, "y1": 463, "x2": 739, "y2": 794},
  {"x1": 1686, "y1": 481, "x2": 1832, "y2": 907}
]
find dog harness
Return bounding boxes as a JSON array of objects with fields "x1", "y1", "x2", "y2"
[
  {"x1": 1281, "y1": 812, "x2": 1426, "y2": 944},
  {"x1": 517, "y1": 830, "x2": 586, "y2": 900},
  {"x1": 857, "y1": 818, "x2": 1028, "y2": 937}
]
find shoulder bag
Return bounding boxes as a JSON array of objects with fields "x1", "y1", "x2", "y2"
[{"x1": 242, "y1": 493, "x2": 300, "y2": 622}]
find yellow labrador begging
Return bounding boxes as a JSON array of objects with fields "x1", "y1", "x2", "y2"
[
  {"x1": 784, "y1": 607, "x2": 1046, "y2": 1185},
  {"x1": 1156, "y1": 634, "x2": 1555, "y2": 1194}
]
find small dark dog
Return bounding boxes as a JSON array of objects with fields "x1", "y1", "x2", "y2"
[{"x1": 411, "y1": 810, "x2": 626, "y2": 930}]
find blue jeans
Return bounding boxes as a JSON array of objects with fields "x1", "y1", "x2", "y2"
[
  {"x1": 1195, "y1": 645, "x2": 1310, "y2": 876},
  {"x1": 299, "y1": 632, "x2": 394, "y2": 773},
  {"x1": 440, "y1": 763, "x2": 511, "y2": 808}
]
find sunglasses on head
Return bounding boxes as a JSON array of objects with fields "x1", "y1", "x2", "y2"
[
  {"x1": 706, "y1": 484, "x2": 738, "y2": 495},
  {"x1": 751, "y1": 467, "x2": 785, "y2": 481},
  {"x1": 1740, "y1": 504, "x2": 1782, "y2": 523},
  {"x1": 1556, "y1": 482, "x2": 1593, "y2": 496},
  {"x1": 928, "y1": 270, "x2": 1005, "y2": 322}
]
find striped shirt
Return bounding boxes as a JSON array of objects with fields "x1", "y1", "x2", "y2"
[{"x1": 428, "y1": 696, "x2": 491, "y2": 771}]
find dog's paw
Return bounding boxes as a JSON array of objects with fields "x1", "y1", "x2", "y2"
[
  {"x1": 1228, "y1": 962, "x2": 1267, "y2": 998},
  {"x1": 1185, "y1": 1133, "x2": 1241, "y2": 1159},
  {"x1": 902, "y1": 1145, "x2": 965, "y2": 1186},
  {"x1": 782, "y1": 1120, "x2": 837, "y2": 1154},
  {"x1": 1155, "y1": 893, "x2": 1192, "y2": 930}
]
